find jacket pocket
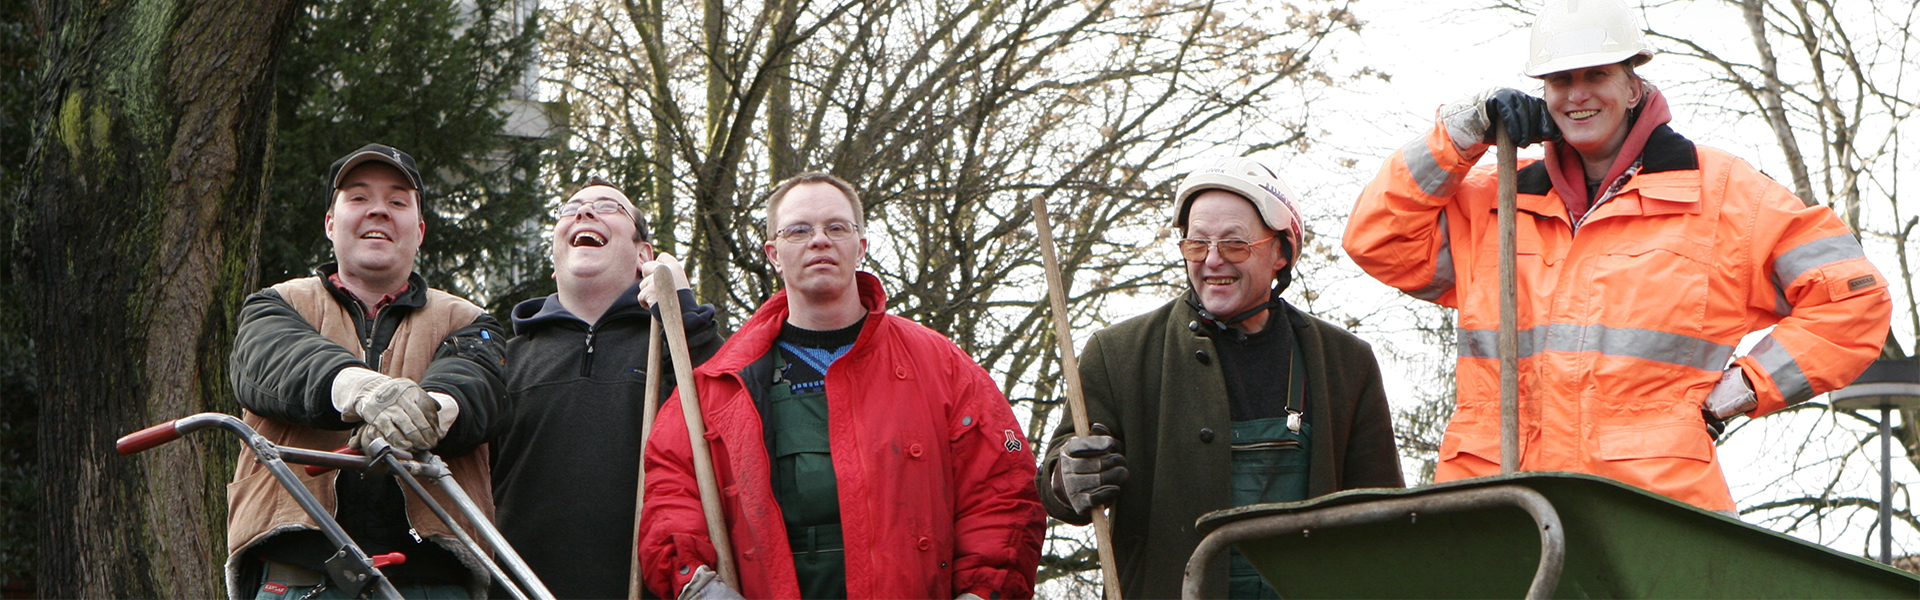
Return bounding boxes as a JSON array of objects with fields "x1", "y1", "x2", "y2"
[
  {"x1": 1596, "y1": 423, "x2": 1711, "y2": 462},
  {"x1": 1438, "y1": 431, "x2": 1500, "y2": 463}
]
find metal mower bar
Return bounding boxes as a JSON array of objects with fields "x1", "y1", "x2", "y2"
[{"x1": 117, "y1": 413, "x2": 555, "y2": 600}]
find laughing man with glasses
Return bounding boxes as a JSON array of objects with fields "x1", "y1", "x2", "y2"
[
  {"x1": 1036, "y1": 158, "x2": 1405, "y2": 599},
  {"x1": 490, "y1": 176, "x2": 727, "y2": 599}
]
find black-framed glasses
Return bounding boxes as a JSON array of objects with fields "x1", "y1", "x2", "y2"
[
  {"x1": 1177, "y1": 236, "x2": 1275, "y2": 263},
  {"x1": 555, "y1": 199, "x2": 635, "y2": 222},
  {"x1": 773, "y1": 221, "x2": 861, "y2": 244}
]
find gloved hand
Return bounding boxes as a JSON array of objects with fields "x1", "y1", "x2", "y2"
[
  {"x1": 956, "y1": 594, "x2": 985, "y2": 600},
  {"x1": 1440, "y1": 88, "x2": 1559, "y2": 151},
  {"x1": 1050, "y1": 423, "x2": 1128, "y2": 516},
  {"x1": 347, "y1": 378, "x2": 441, "y2": 452},
  {"x1": 350, "y1": 390, "x2": 455, "y2": 453},
  {"x1": 638, "y1": 252, "x2": 692, "y2": 310},
  {"x1": 1702, "y1": 407, "x2": 1728, "y2": 442},
  {"x1": 680, "y1": 565, "x2": 745, "y2": 600},
  {"x1": 1704, "y1": 367, "x2": 1758, "y2": 420},
  {"x1": 332, "y1": 366, "x2": 397, "y2": 422}
]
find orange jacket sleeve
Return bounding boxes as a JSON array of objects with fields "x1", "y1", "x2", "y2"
[
  {"x1": 1731, "y1": 174, "x2": 1890, "y2": 417},
  {"x1": 1345, "y1": 122, "x2": 1489, "y2": 309}
]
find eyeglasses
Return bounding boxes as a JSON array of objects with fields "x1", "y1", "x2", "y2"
[
  {"x1": 773, "y1": 221, "x2": 861, "y2": 244},
  {"x1": 555, "y1": 199, "x2": 635, "y2": 222},
  {"x1": 1177, "y1": 236, "x2": 1275, "y2": 263}
]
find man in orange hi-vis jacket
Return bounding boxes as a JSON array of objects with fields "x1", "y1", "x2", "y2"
[{"x1": 1343, "y1": 0, "x2": 1891, "y2": 512}]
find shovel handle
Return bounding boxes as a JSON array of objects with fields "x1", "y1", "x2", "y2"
[{"x1": 117, "y1": 421, "x2": 182, "y2": 455}]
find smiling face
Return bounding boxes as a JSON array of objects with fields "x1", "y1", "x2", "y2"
[
  {"x1": 1543, "y1": 62, "x2": 1641, "y2": 166},
  {"x1": 1184, "y1": 190, "x2": 1285, "y2": 328},
  {"x1": 764, "y1": 182, "x2": 867, "y2": 302},
  {"x1": 551, "y1": 185, "x2": 650, "y2": 286},
  {"x1": 327, "y1": 162, "x2": 425, "y2": 283}
]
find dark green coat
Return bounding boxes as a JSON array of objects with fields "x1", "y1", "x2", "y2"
[{"x1": 1037, "y1": 296, "x2": 1404, "y2": 599}]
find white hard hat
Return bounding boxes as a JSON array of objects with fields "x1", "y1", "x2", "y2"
[
  {"x1": 1171, "y1": 157, "x2": 1303, "y2": 265},
  {"x1": 1525, "y1": 0, "x2": 1653, "y2": 78}
]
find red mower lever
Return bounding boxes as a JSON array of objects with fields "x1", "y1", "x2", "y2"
[
  {"x1": 370, "y1": 552, "x2": 406, "y2": 569},
  {"x1": 116, "y1": 421, "x2": 181, "y2": 455},
  {"x1": 304, "y1": 446, "x2": 362, "y2": 476}
]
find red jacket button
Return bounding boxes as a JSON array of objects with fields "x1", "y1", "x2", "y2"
[
  {"x1": 917, "y1": 536, "x2": 932, "y2": 550},
  {"x1": 909, "y1": 443, "x2": 924, "y2": 458}
]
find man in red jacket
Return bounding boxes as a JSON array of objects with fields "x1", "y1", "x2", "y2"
[{"x1": 640, "y1": 172, "x2": 1045, "y2": 599}]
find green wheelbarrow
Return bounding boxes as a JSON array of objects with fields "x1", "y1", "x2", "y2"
[{"x1": 1183, "y1": 472, "x2": 1920, "y2": 598}]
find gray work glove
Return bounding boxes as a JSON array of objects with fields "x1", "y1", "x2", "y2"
[
  {"x1": 347, "y1": 378, "x2": 441, "y2": 452},
  {"x1": 1705, "y1": 367, "x2": 1758, "y2": 420},
  {"x1": 680, "y1": 565, "x2": 745, "y2": 600},
  {"x1": 1050, "y1": 423, "x2": 1128, "y2": 516},
  {"x1": 1441, "y1": 88, "x2": 1560, "y2": 152}
]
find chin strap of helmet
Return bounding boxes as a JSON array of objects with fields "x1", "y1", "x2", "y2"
[{"x1": 1186, "y1": 287, "x2": 1286, "y2": 343}]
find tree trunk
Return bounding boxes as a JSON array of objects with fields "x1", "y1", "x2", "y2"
[
  {"x1": 23, "y1": 0, "x2": 299, "y2": 595},
  {"x1": 1739, "y1": 0, "x2": 1816, "y2": 207}
]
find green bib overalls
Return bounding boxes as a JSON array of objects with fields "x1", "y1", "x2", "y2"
[
  {"x1": 767, "y1": 353, "x2": 848, "y2": 599},
  {"x1": 1226, "y1": 340, "x2": 1310, "y2": 599}
]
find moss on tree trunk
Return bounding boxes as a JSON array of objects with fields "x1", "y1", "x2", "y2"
[{"x1": 22, "y1": 0, "x2": 300, "y2": 595}]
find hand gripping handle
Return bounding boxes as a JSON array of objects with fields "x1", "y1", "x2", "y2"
[{"x1": 116, "y1": 421, "x2": 181, "y2": 455}]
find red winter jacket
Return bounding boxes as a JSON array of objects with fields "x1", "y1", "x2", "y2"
[{"x1": 641, "y1": 272, "x2": 1045, "y2": 599}]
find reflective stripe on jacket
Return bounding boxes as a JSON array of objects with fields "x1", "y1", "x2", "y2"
[
  {"x1": 640, "y1": 272, "x2": 1045, "y2": 599},
  {"x1": 1344, "y1": 121, "x2": 1891, "y2": 510}
]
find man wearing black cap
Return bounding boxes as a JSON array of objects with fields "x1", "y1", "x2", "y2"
[
  {"x1": 225, "y1": 144, "x2": 508, "y2": 599},
  {"x1": 1036, "y1": 158, "x2": 1403, "y2": 599}
]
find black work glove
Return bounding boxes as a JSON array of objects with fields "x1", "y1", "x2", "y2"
[
  {"x1": 1050, "y1": 423, "x2": 1128, "y2": 516},
  {"x1": 1442, "y1": 87, "x2": 1561, "y2": 150},
  {"x1": 1703, "y1": 407, "x2": 1728, "y2": 442},
  {"x1": 1483, "y1": 88, "x2": 1560, "y2": 147}
]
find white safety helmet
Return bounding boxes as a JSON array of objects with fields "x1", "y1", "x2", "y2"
[
  {"x1": 1171, "y1": 157, "x2": 1304, "y2": 266},
  {"x1": 1525, "y1": 0, "x2": 1653, "y2": 78}
]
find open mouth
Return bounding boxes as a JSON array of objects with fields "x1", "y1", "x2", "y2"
[
  {"x1": 1203, "y1": 276, "x2": 1236, "y2": 286},
  {"x1": 1567, "y1": 109, "x2": 1599, "y2": 120},
  {"x1": 361, "y1": 231, "x2": 391, "y2": 241},
  {"x1": 571, "y1": 231, "x2": 607, "y2": 247}
]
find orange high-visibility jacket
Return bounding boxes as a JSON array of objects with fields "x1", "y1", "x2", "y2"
[{"x1": 1344, "y1": 122, "x2": 1891, "y2": 511}]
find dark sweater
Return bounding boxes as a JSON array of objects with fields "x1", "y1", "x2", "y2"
[{"x1": 490, "y1": 286, "x2": 724, "y2": 599}]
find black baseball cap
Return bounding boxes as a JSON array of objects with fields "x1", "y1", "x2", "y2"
[{"x1": 327, "y1": 144, "x2": 424, "y2": 192}]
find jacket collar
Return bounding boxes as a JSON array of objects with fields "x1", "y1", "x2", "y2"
[
  {"x1": 316, "y1": 262, "x2": 428, "y2": 315},
  {"x1": 510, "y1": 282, "x2": 647, "y2": 334},
  {"x1": 700, "y1": 272, "x2": 889, "y2": 376},
  {"x1": 1517, "y1": 125, "x2": 1698, "y2": 197}
]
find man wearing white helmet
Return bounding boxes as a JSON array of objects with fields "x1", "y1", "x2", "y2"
[
  {"x1": 1346, "y1": 0, "x2": 1889, "y2": 512},
  {"x1": 1038, "y1": 158, "x2": 1403, "y2": 599}
]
